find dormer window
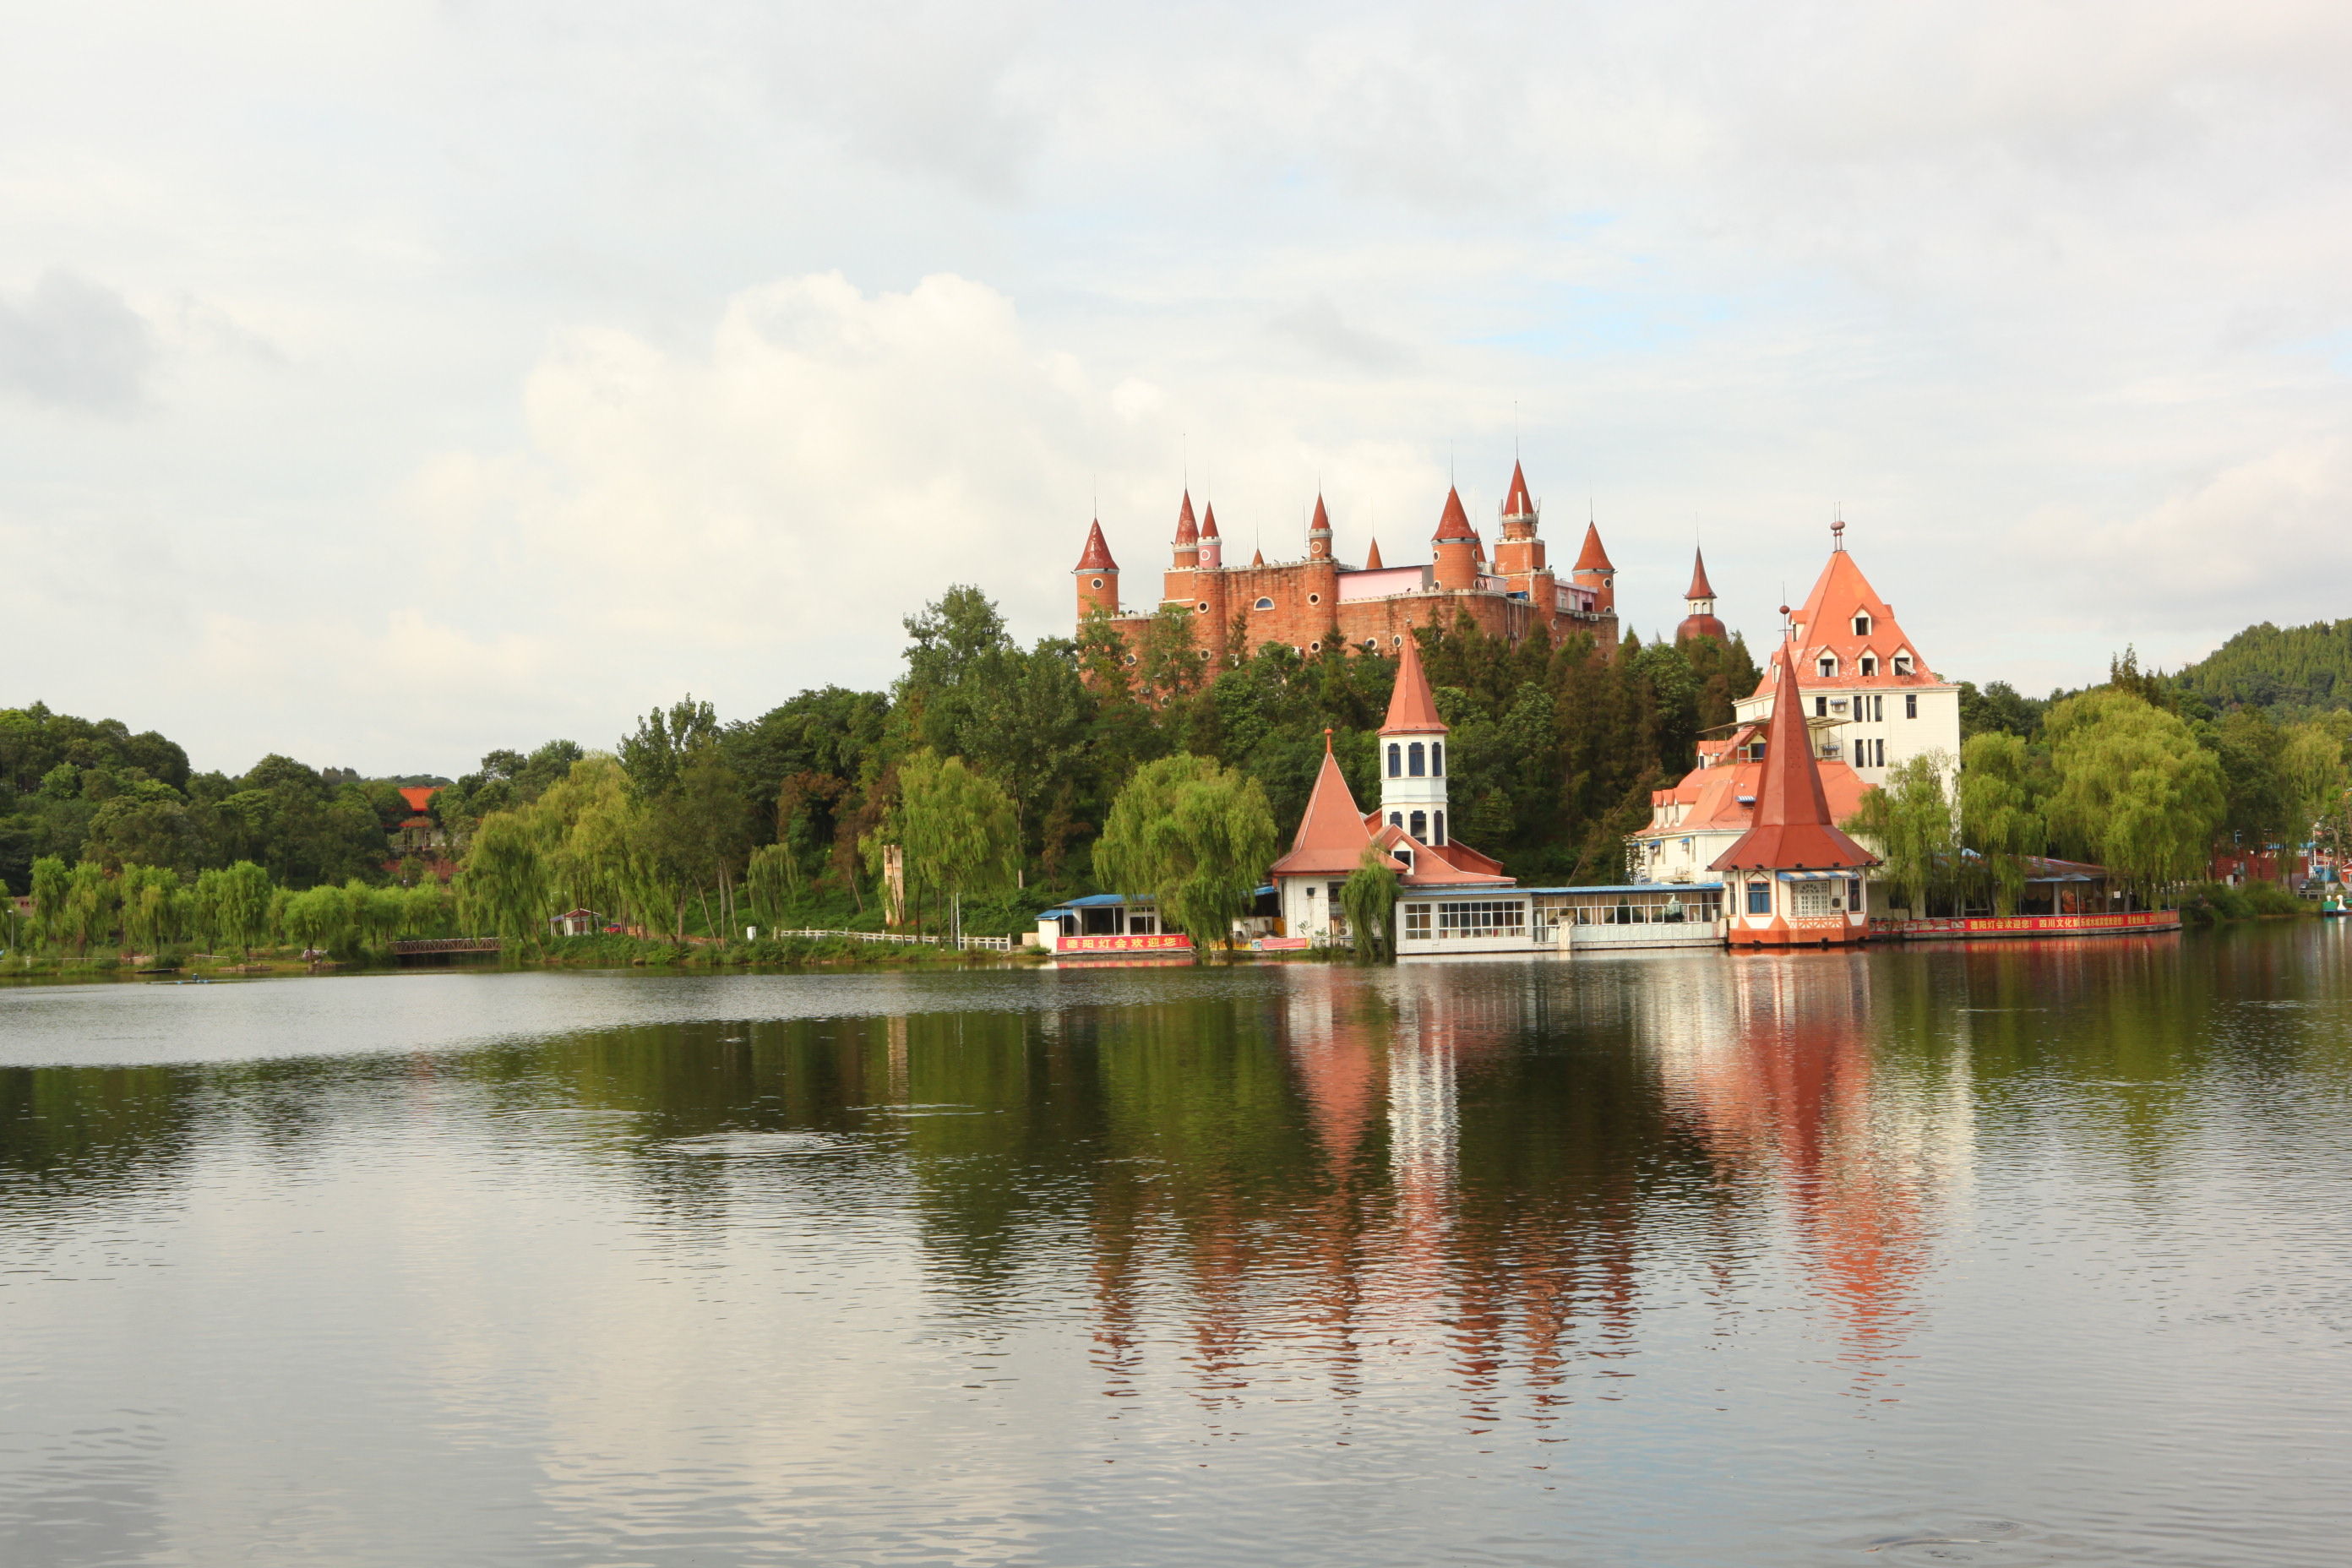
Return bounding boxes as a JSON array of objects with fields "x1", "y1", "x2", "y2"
[
  {"x1": 1817, "y1": 656, "x2": 1838, "y2": 678},
  {"x1": 1892, "y1": 653, "x2": 1914, "y2": 676},
  {"x1": 1859, "y1": 656, "x2": 1877, "y2": 678},
  {"x1": 1853, "y1": 612, "x2": 1871, "y2": 636}
]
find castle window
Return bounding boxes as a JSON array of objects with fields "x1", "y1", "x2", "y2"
[
  {"x1": 1392, "y1": 635, "x2": 1403, "y2": 646},
  {"x1": 1387, "y1": 743, "x2": 1402, "y2": 777},
  {"x1": 1195, "y1": 602, "x2": 1209, "y2": 612},
  {"x1": 1254, "y1": 596, "x2": 1274, "y2": 610},
  {"x1": 1390, "y1": 811, "x2": 1403, "y2": 827},
  {"x1": 1409, "y1": 743, "x2": 1426, "y2": 777},
  {"x1": 1308, "y1": 593, "x2": 1321, "y2": 605},
  {"x1": 1818, "y1": 656, "x2": 1838, "y2": 678},
  {"x1": 1431, "y1": 742, "x2": 1444, "y2": 776},
  {"x1": 1091, "y1": 577, "x2": 1105, "y2": 590},
  {"x1": 1364, "y1": 640, "x2": 1379, "y2": 651},
  {"x1": 1309, "y1": 640, "x2": 1321, "y2": 652},
  {"x1": 1859, "y1": 656, "x2": 1877, "y2": 677},
  {"x1": 1124, "y1": 653, "x2": 1136, "y2": 664},
  {"x1": 1433, "y1": 809, "x2": 1446, "y2": 845},
  {"x1": 1854, "y1": 613, "x2": 1871, "y2": 636},
  {"x1": 1410, "y1": 810, "x2": 1427, "y2": 841}
]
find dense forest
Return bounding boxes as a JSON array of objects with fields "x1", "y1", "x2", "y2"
[
  {"x1": 7, "y1": 594, "x2": 2349, "y2": 958},
  {"x1": 2170, "y1": 619, "x2": 2352, "y2": 720}
]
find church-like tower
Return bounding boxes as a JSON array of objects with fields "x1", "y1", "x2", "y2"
[
  {"x1": 1075, "y1": 520, "x2": 1119, "y2": 618},
  {"x1": 1676, "y1": 547, "x2": 1727, "y2": 645},
  {"x1": 1379, "y1": 633, "x2": 1451, "y2": 847}
]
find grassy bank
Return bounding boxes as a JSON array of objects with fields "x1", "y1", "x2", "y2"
[{"x1": 2176, "y1": 880, "x2": 2316, "y2": 925}]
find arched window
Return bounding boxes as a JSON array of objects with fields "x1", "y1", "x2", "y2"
[
  {"x1": 1254, "y1": 596, "x2": 1274, "y2": 610},
  {"x1": 1390, "y1": 811, "x2": 1403, "y2": 828},
  {"x1": 1387, "y1": 743, "x2": 1402, "y2": 777},
  {"x1": 1410, "y1": 810, "x2": 1427, "y2": 841},
  {"x1": 1431, "y1": 741, "x2": 1444, "y2": 776},
  {"x1": 1409, "y1": 743, "x2": 1425, "y2": 776},
  {"x1": 1433, "y1": 809, "x2": 1446, "y2": 845}
]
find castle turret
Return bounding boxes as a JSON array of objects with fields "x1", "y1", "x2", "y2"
[
  {"x1": 1308, "y1": 493, "x2": 1334, "y2": 560},
  {"x1": 1164, "y1": 491, "x2": 1200, "y2": 603},
  {"x1": 1075, "y1": 519, "x2": 1119, "y2": 618},
  {"x1": 1379, "y1": 633, "x2": 1451, "y2": 845},
  {"x1": 1431, "y1": 487, "x2": 1478, "y2": 591},
  {"x1": 1676, "y1": 547, "x2": 1728, "y2": 645},
  {"x1": 1198, "y1": 502, "x2": 1222, "y2": 570},
  {"x1": 1571, "y1": 521, "x2": 1615, "y2": 614},
  {"x1": 1493, "y1": 460, "x2": 1545, "y2": 578},
  {"x1": 1364, "y1": 536, "x2": 1384, "y2": 569}
]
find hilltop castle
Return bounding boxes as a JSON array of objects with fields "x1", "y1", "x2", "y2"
[{"x1": 1074, "y1": 463, "x2": 1621, "y2": 664}]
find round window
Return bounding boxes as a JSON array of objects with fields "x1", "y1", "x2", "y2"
[
  {"x1": 1308, "y1": 592, "x2": 1321, "y2": 605},
  {"x1": 1091, "y1": 577, "x2": 1105, "y2": 590},
  {"x1": 1196, "y1": 602, "x2": 1209, "y2": 612},
  {"x1": 1309, "y1": 640, "x2": 1321, "y2": 652}
]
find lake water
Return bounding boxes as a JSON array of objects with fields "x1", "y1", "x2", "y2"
[{"x1": 3, "y1": 929, "x2": 2349, "y2": 1566}]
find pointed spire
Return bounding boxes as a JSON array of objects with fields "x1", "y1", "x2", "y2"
[
  {"x1": 1501, "y1": 460, "x2": 1534, "y2": 519},
  {"x1": 1686, "y1": 547, "x2": 1715, "y2": 601},
  {"x1": 1309, "y1": 493, "x2": 1331, "y2": 532},
  {"x1": 1268, "y1": 745, "x2": 1386, "y2": 875},
  {"x1": 1432, "y1": 486, "x2": 1475, "y2": 541},
  {"x1": 1075, "y1": 519, "x2": 1117, "y2": 572},
  {"x1": 1174, "y1": 490, "x2": 1197, "y2": 544},
  {"x1": 1711, "y1": 642, "x2": 1876, "y2": 872},
  {"x1": 1364, "y1": 536, "x2": 1384, "y2": 569},
  {"x1": 1573, "y1": 521, "x2": 1613, "y2": 572},
  {"x1": 1382, "y1": 633, "x2": 1448, "y2": 733},
  {"x1": 1199, "y1": 503, "x2": 1220, "y2": 539},
  {"x1": 1251, "y1": 547, "x2": 1265, "y2": 567}
]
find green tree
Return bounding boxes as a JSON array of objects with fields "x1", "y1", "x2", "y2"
[
  {"x1": 455, "y1": 811, "x2": 553, "y2": 947},
  {"x1": 1340, "y1": 847, "x2": 1400, "y2": 963},
  {"x1": 1958, "y1": 732, "x2": 2047, "y2": 914},
  {"x1": 2044, "y1": 690, "x2": 2226, "y2": 901},
  {"x1": 890, "y1": 750, "x2": 1020, "y2": 940},
  {"x1": 191, "y1": 861, "x2": 273, "y2": 953},
  {"x1": 117, "y1": 863, "x2": 182, "y2": 956},
  {"x1": 29, "y1": 856, "x2": 69, "y2": 947},
  {"x1": 1093, "y1": 754, "x2": 1277, "y2": 956},
  {"x1": 62, "y1": 860, "x2": 117, "y2": 953},
  {"x1": 2278, "y1": 720, "x2": 2349, "y2": 873},
  {"x1": 1843, "y1": 753, "x2": 1957, "y2": 915}
]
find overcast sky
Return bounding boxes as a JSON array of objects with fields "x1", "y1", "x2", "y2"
[{"x1": 4, "y1": 2, "x2": 2349, "y2": 778}]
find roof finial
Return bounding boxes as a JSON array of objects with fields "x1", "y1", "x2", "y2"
[
  {"x1": 1323, "y1": 727, "x2": 1334, "y2": 754},
  {"x1": 1832, "y1": 504, "x2": 1846, "y2": 552}
]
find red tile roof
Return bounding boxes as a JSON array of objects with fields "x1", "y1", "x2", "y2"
[
  {"x1": 1751, "y1": 540, "x2": 1936, "y2": 696},
  {"x1": 1310, "y1": 494, "x2": 1331, "y2": 534},
  {"x1": 1712, "y1": 645, "x2": 1877, "y2": 872},
  {"x1": 1573, "y1": 522, "x2": 1613, "y2": 572},
  {"x1": 1502, "y1": 460, "x2": 1534, "y2": 519},
  {"x1": 1270, "y1": 741, "x2": 1391, "y2": 876},
  {"x1": 1075, "y1": 520, "x2": 1117, "y2": 572},
  {"x1": 1174, "y1": 490, "x2": 1197, "y2": 545},
  {"x1": 1364, "y1": 536, "x2": 1383, "y2": 569},
  {"x1": 1382, "y1": 632, "x2": 1448, "y2": 734},
  {"x1": 1365, "y1": 819, "x2": 1511, "y2": 886},
  {"x1": 398, "y1": 786, "x2": 438, "y2": 814},
  {"x1": 1686, "y1": 547, "x2": 1715, "y2": 600},
  {"x1": 1200, "y1": 503, "x2": 1219, "y2": 539},
  {"x1": 1432, "y1": 486, "x2": 1476, "y2": 541}
]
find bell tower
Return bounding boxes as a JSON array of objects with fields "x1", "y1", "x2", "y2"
[{"x1": 1378, "y1": 634, "x2": 1451, "y2": 846}]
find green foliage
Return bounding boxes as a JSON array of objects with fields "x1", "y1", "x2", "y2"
[
  {"x1": 1340, "y1": 847, "x2": 1400, "y2": 963},
  {"x1": 2044, "y1": 690, "x2": 2226, "y2": 898},
  {"x1": 1958, "y1": 732, "x2": 2046, "y2": 914},
  {"x1": 1960, "y1": 680, "x2": 2046, "y2": 741},
  {"x1": 455, "y1": 812, "x2": 553, "y2": 947},
  {"x1": 1093, "y1": 754, "x2": 1278, "y2": 954},
  {"x1": 1842, "y1": 754, "x2": 1955, "y2": 913},
  {"x1": 2178, "y1": 879, "x2": 2308, "y2": 924},
  {"x1": 889, "y1": 750, "x2": 1021, "y2": 934},
  {"x1": 2174, "y1": 618, "x2": 2352, "y2": 720}
]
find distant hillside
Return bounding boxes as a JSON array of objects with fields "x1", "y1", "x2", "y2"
[{"x1": 2174, "y1": 619, "x2": 2352, "y2": 718}]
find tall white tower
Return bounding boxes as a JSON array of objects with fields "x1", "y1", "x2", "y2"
[{"x1": 1379, "y1": 634, "x2": 1451, "y2": 846}]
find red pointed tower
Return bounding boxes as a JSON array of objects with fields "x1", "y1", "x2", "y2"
[
  {"x1": 1712, "y1": 640, "x2": 1876, "y2": 947},
  {"x1": 1571, "y1": 520, "x2": 1615, "y2": 614},
  {"x1": 1431, "y1": 487, "x2": 1478, "y2": 591},
  {"x1": 1075, "y1": 519, "x2": 1119, "y2": 618},
  {"x1": 1164, "y1": 491, "x2": 1200, "y2": 604},
  {"x1": 1676, "y1": 547, "x2": 1728, "y2": 645}
]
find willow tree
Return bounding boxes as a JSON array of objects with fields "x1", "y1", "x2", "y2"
[
  {"x1": 1842, "y1": 753, "x2": 1956, "y2": 915},
  {"x1": 1340, "y1": 847, "x2": 1401, "y2": 963},
  {"x1": 1959, "y1": 732, "x2": 2047, "y2": 914},
  {"x1": 457, "y1": 811, "x2": 553, "y2": 946},
  {"x1": 193, "y1": 861, "x2": 274, "y2": 953},
  {"x1": 117, "y1": 863, "x2": 182, "y2": 956},
  {"x1": 2280, "y1": 720, "x2": 2351, "y2": 873},
  {"x1": 1094, "y1": 753, "x2": 1277, "y2": 956},
  {"x1": 2044, "y1": 690, "x2": 2225, "y2": 901},
  {"x1": 892, "y1": 749, "x2": 1020, "y2": 940}
]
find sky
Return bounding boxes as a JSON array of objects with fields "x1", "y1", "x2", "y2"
[{"x1": 4, "y1": 1, "x2": 2351, "y2": 779}]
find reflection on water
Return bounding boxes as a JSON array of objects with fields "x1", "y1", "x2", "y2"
[{"x1": 3, "y1": 928, "x2": 2351, "y2": 1566}]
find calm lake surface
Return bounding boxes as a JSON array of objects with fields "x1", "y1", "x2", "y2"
[{"x1": 3, "y1": 930, "x2": 2350, "y2": 1567}]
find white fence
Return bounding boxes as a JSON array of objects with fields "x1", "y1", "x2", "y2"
[{"x1": 762, "y1": 928, "x2": 1016, "y2": 953}]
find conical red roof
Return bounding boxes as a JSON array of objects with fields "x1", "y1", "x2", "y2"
[
  {"x1": 1270, "y1": 740, "x2": 1391, "y2": 876},
  {"x1": 1711, "y1": 644, "x2": 1876, "y2": 872},
  {"x1": 1573, "y1": 522, "x2": 1613, "y2": 572},
  {"x1": 1364, "y1": 536, "x2": 1383, "y2": 569},
  {"x1": 1200, "y1": 503, "x2": 1220, "y2": 539},
  {"x1": 1502, "y1": 460, "x2": 1534, "y2": 518},
  {"x1": 1309, "y1": 494, "x2": 1331, "y2": 534},
  {"x1": 1075, "y1": 520, "x2": 1117, "y2": 572},
  {"x1": 1174, "y1": 491, "x2": 1197, "y2": 544},
  {"x1": 1382, "y1": 634, "x2": 1447, "y2": 734},
  {"x1": 1686, "y1": 547, "x2": 1715, "y2": 600},
  {"x1": 1250, "y1": 548, "x2": 1265, "y2": 567},
  {"x1": 1432, "y1": 487, "x2": 1475, "y2": 542}
]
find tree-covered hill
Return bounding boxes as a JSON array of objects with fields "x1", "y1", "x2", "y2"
[{"x1": 2174, "y1": 619, "x2": 2352, "y2": 720}]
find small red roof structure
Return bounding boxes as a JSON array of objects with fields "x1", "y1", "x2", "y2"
[
  {"x1": 1432, "y1": 486, "x2": 1476, "y2": 541},
  {"x1": 1753, "y1": 531, "x2": 1935, "y2": 695},
  {"x1": 1174, "y1": 490, "x2": 1197, "y2": 544},
  {"x1": 1712, "y1": 645, "x2": 1877, "y2": 873},
  {"x1": 1502, "y1": 460, "x2": 1534, "y2": 519},
  {"x1": 1309, "y1": 494, "x2": 1331, "y2": 532},
  {"x1": 1075, "y1": 520, "x2": 1117, "y2": 572},
  {"x1": 397, "y1": 786, "x2": 438, "y2": 815},
  {"x1": 1200, "y1": 503, "x2": 1220, "y2": 539},
  {"x1": 1250, "y1": 547, "x2": 1266, "y2": 567},
  {"x1": 1686, "y1": 547, "x2": 1716, "y2": 600},
  {"x1": 1677, "y1": 546, "x2": 1729, "y2": 644},
  {"x1": 1382, "y1": 634, "x2": 1447, "y2": 734},
  {"x1": 1364, "y1": 536, "x2": 1384, "y2": 569},
  {"x1": 1271, "y1": 740, "x2": 1397, "y2": 877},
  {"x1": 1573, "y1": 522, "x2": 1613, "y2": 572}
]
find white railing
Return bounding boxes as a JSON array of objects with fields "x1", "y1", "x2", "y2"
[{"x1": 762, "y1": 928, "x2": 1015, "y2": 952}]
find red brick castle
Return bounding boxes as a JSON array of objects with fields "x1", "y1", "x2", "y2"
[{"x1": 1074, "y1": 462, "x2": 1622, "y2": 662}]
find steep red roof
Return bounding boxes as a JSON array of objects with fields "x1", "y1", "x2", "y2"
[
  {"x1": 1075, "y1": 520, "x2": 1117, "y2": 572},
  {"x1": 1382, "y1": 632, "x2": 1448, "y2": 733},
  {"x1": 1502, "y1": 460, "x2": 1534, "y2": 519},
  {"x1": 1270, "y1": 742, "x2": 1391, "y2": 876},
  {"x1": 1750, "y1": 537, "x2": 1937, "y2": 697},
  {"x1": 1309, "y1": 494, "x2": 1331, "y2": 534},
  {"x1": 1573, "y1": 522, "x2": 1613, "y2": 572},
  {"x1": 1364, "y1": 536, "x2": 1384, "y2": 569},
  {"x1": 1251, "y1": 548, "x2": 1265, "y2": 567},
  {"x1": 398, "y1": 786, "x2": 438, "y2": 814},
  {"x1": 1432, "y1": 486, "x2": 1475, "y2": 541},
  {"x1": 1174, "y1": 491, "x2": 1197, "y2": 545},
  {"x1": 1639, "y1": 725, "x2": 1870, "y2": 836},
  {"x1": 1686, "y1": 547, "x2": 1715, "y2": 600},
  {"x1": 1200, "y1": 503, "x2": 1219, "y2": 539},
  {"x1": 1365, "y1": 819, "x2": 1511, "y2": 887},
  {"x1": 1712, "y1": 645, "x2": 1876, "y2": 872}
]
